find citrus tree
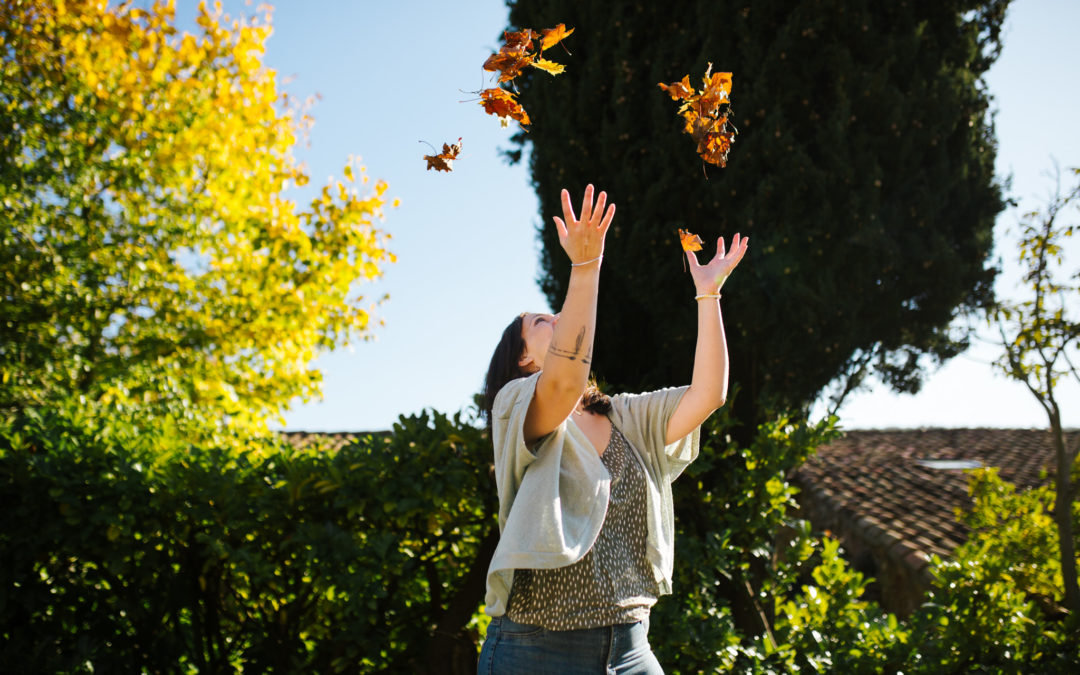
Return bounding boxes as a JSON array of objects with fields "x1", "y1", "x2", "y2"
[
  {"x1": 994, "y1": 166, "x2": 1080, "y2": 613},
  {"x1": 0, "y1": 0, "x2": 395, "y2": 434}
]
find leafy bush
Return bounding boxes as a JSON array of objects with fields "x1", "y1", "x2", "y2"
[
  {"x1": 0, "y1": 400, "x2": 495, "y2": 674},
  {"x1": 896, "y1": 468, "x2": 1080, "y2": 673},
  {"x1": 744, "y1": 531, "x2": 904, "y2": 674}
]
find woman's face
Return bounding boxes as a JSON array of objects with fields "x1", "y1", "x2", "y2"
[{"x1": 518, "y1": 312, "x2": 559, "y2": 373}]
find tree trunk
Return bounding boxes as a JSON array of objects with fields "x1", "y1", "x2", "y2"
[{"x1": 1050, "y1": 413, "x2": 1080, "y2": 613}]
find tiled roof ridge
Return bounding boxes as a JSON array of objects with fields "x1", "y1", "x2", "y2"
[
  {"x1": 278, "y1": 430, "x2": 386, "y2": 437},
  {"x1": 834, "y1": 426, "x2": 1079, "y2": 432},
  {"x1": 277, "y1": 430, "x2": 390, "y2": 451}
]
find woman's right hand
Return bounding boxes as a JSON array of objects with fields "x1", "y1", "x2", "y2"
[{"x1": 553, "y1": 184, "x2": 616, "y2": 265}]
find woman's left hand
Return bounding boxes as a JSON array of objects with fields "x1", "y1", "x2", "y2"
[{"x1": 686, "y1": 233, "x2": 749, "y2": 294}]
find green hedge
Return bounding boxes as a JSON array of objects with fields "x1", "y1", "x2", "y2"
[{"x1": 0, "y1": 401, "x2": 496, "y2": 673}]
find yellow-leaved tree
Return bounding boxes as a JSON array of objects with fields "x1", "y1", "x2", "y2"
[{"x1": 1, "y1": 0, "x2": 394, "y2": 434}]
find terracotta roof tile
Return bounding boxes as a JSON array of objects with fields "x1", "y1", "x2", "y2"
[
  {"x1": 278, "y1": 430, "x2": 388, "y2": 452},
  {"x1": 794, "y1": 428, "x2": 1078, "y2": 576}
]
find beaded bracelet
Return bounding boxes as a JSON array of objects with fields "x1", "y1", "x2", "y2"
[
  {"x1": 571, "y1": 255, "x2": 603, "y2": 267},
  {"x1": 694, "y1": 293, "x2": 722, "y2": 301}
]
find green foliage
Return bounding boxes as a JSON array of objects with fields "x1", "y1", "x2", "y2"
[
  {"x1": 960, "y1": 468, "x2": 1065, "y2": 604},
  {"x1": 0, "y1": 400, "x2": 495, "y2": 674},
  {"x1": 995, "y1": 167, "x2": 1080, "y2": 405},
  {"x1": 0, "y1": 1, "x2": 394, "y2": 435},
  {"x1": 897, "y1": 468, "x2": 1080, "y2": 673},
  {"x1": 504, "y1": 0, "x2": 1008, "y2": 426},
  {"x1": 768, "y1": 535, "x2": 908, "y2": 673}
]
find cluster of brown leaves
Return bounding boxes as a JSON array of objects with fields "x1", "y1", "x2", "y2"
[
  {"x1": 479, "y1": 24, "x2": 574, "y2": 128},
  {"x1": 422, "y1": 138, "x2": 462, "y2": 173},
  {"x1": 658, "y1": 63, "x2": 737, "y2": 168}
]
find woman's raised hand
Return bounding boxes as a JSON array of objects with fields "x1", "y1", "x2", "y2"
[
  {"x1": 687, "y1": 233, "x2": 749, "y2": 294},
  {"x1": 553, "y1": 184, "x2": 616, "y2": 266}
]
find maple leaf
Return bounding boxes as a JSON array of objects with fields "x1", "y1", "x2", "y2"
[
  {"x1": 483, "y1": 45, "x2": 533, "y2": 83},
  {"x1": 658, "y1": 75, "x2": 694, "y2": 101},
  {"x1": 479, "y1": 88, "x2": 530, "y2": 126},
  {"x1": 503, "y1": 28, "x2": 538, "y2": 51},
  {"x1": 539, "y1": 24, "x2": 575, "y2": 51},
  {"x1": 678, "y1": 228, "x2": 704, "y2": 252},
  {"x1": 702, "y1": 69, "x2": 732, "y2": 99},
  {"x1": 530, "y1": 58, "x2": 566, "y2": 76},
  {"x1": 423, "y1": 137, "x2": 462, "y2": 172}
]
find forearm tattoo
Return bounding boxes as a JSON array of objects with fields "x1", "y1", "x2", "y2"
[{"x1": 548, "y1": 327, "x2": 591, "y2": 364}]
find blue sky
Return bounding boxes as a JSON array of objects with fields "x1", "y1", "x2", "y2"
[{"x1": 181, "y1": 0, "x2": 1079, "y2": 431}]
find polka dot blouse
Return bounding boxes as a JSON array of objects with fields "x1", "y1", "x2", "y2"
[{"x1": 506, "y1": 426, "x2": 657, "y2": 630}]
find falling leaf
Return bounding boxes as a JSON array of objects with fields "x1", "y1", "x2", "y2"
[
  {"x1": 659, "y1": 63, "x2": 737, "y2": 168},
  {"x1": 483, "y1": 46, "x2": 533, "y2": 83},
  {"x1": 422, "y1": 137, "x2": 462, "y2": 172},
  {"x1": 503, "y1": 28, "x2": 538, "y2": 51},
  {"x1": 539, "y1": 23, "x2": 575, "y2": 51},
  {"x1": 658, "y1": 75, "x2": 694, "y2": 101},
  {"x1": 678, "y1": 228, "x2": 704, "y2": 252},
  {"x1": 479, "y1": 88, "x2": 530, "y2": 126},
  {"x1": 530, "y1": 58, "x2": 566, "y2": 76}
]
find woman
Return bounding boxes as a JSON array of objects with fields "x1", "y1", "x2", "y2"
[{"x1": 478, "y1": 184, "x2": 748, "y2": 674}]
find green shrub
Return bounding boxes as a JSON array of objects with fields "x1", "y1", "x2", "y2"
[
  {"x1": 898, "y1": 469, "x2": 1080, "y2": 673},
  {"x1": 769, "y1": 532, "x2": 908, "y2": 674},
  {"x1": 0, "y1": 400, "x2": 496, "y2": 673}
]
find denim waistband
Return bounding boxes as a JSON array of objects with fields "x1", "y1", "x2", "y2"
[{"x1": 479, "y1": 615, "x2": 662, "y2": 674}]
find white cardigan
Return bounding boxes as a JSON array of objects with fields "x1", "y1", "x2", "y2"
[{"x1": 484, "y1": 372, "x2": 701, "y2": 617}]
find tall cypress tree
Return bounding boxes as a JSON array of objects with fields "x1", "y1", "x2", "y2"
[{"x1": 504, "y1": 0, "x2": 1009, "y2": 430}]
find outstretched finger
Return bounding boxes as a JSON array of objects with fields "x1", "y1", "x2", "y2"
[
  {"x1": 685, "y1": 247, "x2": 700, "y2": 269},
  {"x1": 553, "y1": 216, "x2": 568, "y2": 241},
  {"x1": 560, "y1": 188, "x2": 577, "y2": 224},
  {"x1": 715, "y1": 236, "x2": 727, "y2": 261},
  {"x1": 730, "y1": 234, "x2": 749, "y2": 265},
  {"x1": 591, "y1": 190, "x2": 608, "y2": 227},
  {"x1": 598, "y1": 203, "x2": 616, "y2": 235},
  {"x1": 579, "y1": 184, "x2": 594, "y2": 224}
]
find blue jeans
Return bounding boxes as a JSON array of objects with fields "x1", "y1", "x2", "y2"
[{"x1": 477, "y1": 615, "x2": 664, "y2": 674}]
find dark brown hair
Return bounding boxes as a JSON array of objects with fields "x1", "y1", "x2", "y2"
[
  {"x1": 481, "y1": 313, "x2": 610, "y2": 433},
  {"x1": 481, "y1": 313, "x2": 528, "y2": 429}
]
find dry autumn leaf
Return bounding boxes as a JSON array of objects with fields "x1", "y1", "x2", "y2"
[
  {"x1": 483, "y1": 49, "x2": 532, "y2": 83},
  {"x1": 479, "y1": 87, "x2": 531, "y2": 127},
  {"x1": 503, "y1": 28, "x2": 538, "y2": 50},
  {"x1": 530, "y1": 58, "x2": 566, "y2": 76},
  {"x1": 659, "y1": 63, "x2": 737, "y2": 169},
  {"x1": 422, "y1": 138, "x2": 462, "y2": 172},
  {"x1": 658, "y1": 75, "x2": 694, "y2": 101},
  {"x1": 540, "y1": 23, "x2": 575, "y2": 51},
  {"x1": 678, "y1": 228, "x2": 704, "y2": 252}
]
